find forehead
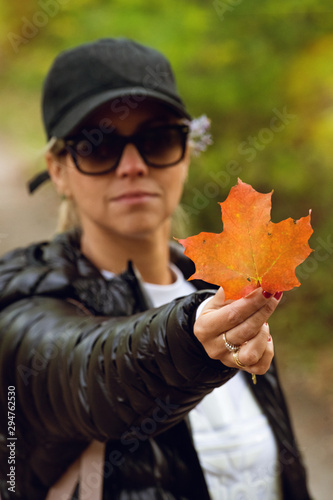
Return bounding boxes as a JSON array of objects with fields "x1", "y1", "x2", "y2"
[{"x1": 77, "y1": 98, "x2": 182, "y2": 134}]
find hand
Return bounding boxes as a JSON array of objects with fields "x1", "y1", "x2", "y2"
[{"x1": 193, "y1": 287, "x2": 282, "y2": 375}]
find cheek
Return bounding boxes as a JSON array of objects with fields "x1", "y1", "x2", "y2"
[
  {"x1": 180, "y1": 158, "x2": 190, "y2": 183},
  {"x1": 174, "y1": 162, "x2": 189, "y2": 192},
  {"x1": 163, "y1": 169, "x2": 187, "y2": 207},
  {"x1": 66, "y1": 172, "x2": 103, "y2": 212}
]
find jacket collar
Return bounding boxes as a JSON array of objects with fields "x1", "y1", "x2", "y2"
[{"x1": 0, "y1": 229, "x2": 208, "y2": 315}]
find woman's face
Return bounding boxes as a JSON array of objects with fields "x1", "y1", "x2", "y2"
[{"x1": 48, "y1": 100, "x2": 190, "y2": 242}]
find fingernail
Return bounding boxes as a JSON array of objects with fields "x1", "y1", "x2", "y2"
[
  {"x1": 262, "y1": 291, "x2": 273, "y2": 299},
  {"x1": 267, "y1": 335, "x2": 272, "y2": 342},
  {"x1": 274, "y1": 291, "x2": 283, "y2": 300}
]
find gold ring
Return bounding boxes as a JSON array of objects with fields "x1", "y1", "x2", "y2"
[
  {"x1": 223, "y1": 333, "x2": 240, "y2": 352},
  {"x1": 233, "y1": 351, "x2": 247, "y2": 368}
]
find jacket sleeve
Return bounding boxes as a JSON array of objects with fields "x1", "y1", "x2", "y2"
[{"x1": 0, "y1": 292, "x2": 235, "y2": 443}]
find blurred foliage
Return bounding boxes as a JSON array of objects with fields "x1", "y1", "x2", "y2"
[{"x1": 0, "y1": 0, "x2": 332, "y2": 373}]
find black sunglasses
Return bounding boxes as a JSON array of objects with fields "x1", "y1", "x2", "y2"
[{"x1": 64, "y1": 124, "x2": 190, "y2": 175}]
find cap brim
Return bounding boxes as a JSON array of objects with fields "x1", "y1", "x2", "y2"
[{"x1": 50, "y1": 87, "x2": 191, "y2": 138}]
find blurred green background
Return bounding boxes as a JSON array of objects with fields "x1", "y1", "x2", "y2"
[{"x1": 0, "y1": 0, "x2": 332, "y2": 394}]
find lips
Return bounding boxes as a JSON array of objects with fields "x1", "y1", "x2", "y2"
[{"x1": 110, "y1": 190, "x2": 158, "y2": 204}]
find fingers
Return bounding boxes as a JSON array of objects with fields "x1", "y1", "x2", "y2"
[
  {"x1": 225, "y1": 289, "x2": 281, "y2": 339},
  {"x1": 239, "y1": 323, "x2": 270, "y2": 365},
  {"x1": 250, "y1": 334, "x2": 274, "y2": 375},
  {"x1": 236, "y1": 323, "x2": 274, "y2": 375},
  {"x1": 193, "y1": 288, "x2": 279, "y2": 375},
  {"x1": 223, "y1": 324, "x2": 274, "y2": 375},
  {"x1": 195, "y1": 287, "x2": 282, "y2": 347}
]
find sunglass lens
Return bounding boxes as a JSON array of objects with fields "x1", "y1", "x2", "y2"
[
  {"x1": 141, "y1": 127, "x2": 186, "y2": 167},
  {"x1": 74, "y1": 136, "x2": 122, "y2": 173}
]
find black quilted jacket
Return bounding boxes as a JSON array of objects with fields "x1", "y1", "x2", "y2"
[{"x1": 0, "y1": 230, "x2": 311, "y2": 499}]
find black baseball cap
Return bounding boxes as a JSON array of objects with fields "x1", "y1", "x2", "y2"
[
  {"x1": 42, "y1": 37, "x2": 191, "y2": 139},
  {"x1": 28, "y1": 38, "x2": 191, "y2": 193}
]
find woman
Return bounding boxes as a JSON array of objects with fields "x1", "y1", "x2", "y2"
[{"x1": 0, "y1": 38, "x2": 311, "y2": 500}]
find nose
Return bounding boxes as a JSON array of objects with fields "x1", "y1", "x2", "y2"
[{"x1": 115, "y1": 143, "x2": 149, "y2": 178}]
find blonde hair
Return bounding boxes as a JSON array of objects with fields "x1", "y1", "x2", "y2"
[
  {"x1": 57, "y1": 197, "x2": 81, "y2": 233},
  {"x1": 48, "y1": 140, "x2": 81, "y2": 233}
]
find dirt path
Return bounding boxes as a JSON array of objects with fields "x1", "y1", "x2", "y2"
[
  {"x1": 1, "y1": 135, "x2": 332, "y2": 499},
  {"x1": 278, "y1": 364, "x2": 333, "y2": 500},
  {"x1": 0, "y1": 135, "x2": 58, "y2": 253}
]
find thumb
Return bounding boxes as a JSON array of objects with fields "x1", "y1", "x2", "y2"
[{"x1": 201, "y1": 287, "x2": 226, "y2": 314}]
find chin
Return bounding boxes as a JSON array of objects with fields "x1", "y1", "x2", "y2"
[{"x1": 115, "y1": 217, "x2": 169, "y2": 240}]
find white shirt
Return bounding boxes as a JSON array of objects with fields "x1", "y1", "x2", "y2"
[{"x1": 101, "y1": 264, "x2": 282, "y2": 499}]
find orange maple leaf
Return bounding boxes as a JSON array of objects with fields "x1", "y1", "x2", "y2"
[{"x1": 178, "y1": 179, "x2": 313, "y2": 300}]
